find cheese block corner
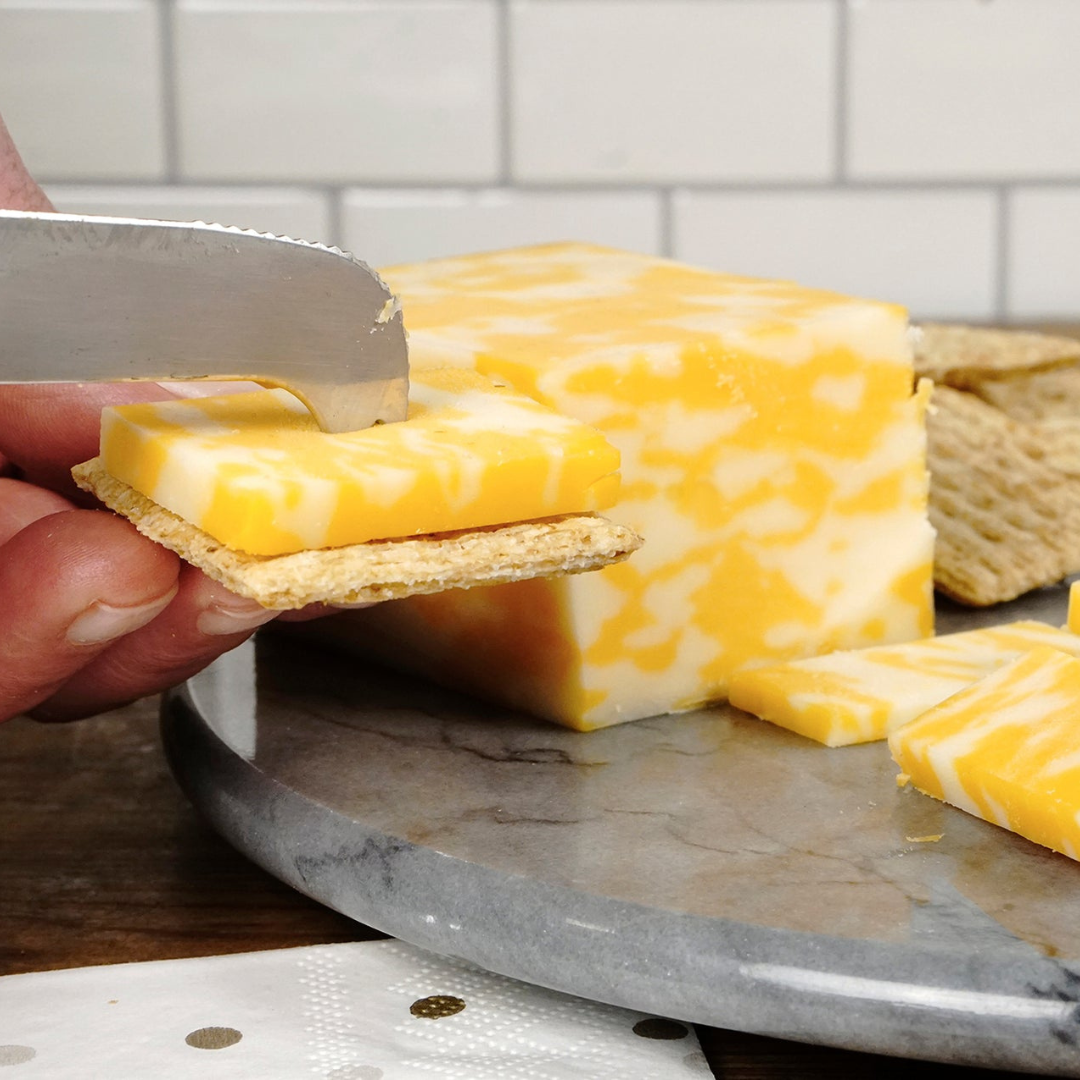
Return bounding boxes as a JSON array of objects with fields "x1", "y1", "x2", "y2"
[{"x1": 337, "y1": 243, "x2": 935, "y2": 730}]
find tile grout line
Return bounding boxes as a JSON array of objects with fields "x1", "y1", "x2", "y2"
[
  {"x1": 159, "y1": 0, "x2": 180, "y2": 184},
  {"x1": 659, "y1": 188, "x2": 673, "y2": 258},
  {"x1": 834, "y1": 0, "x2": 848, "y2": 182},
  {"x1": 995, "y1": 185, "x2": 1010, "y2": 321},
  {"x1": 496, "y1": 0, "x2": 513, "y2": 185},
  {"x1": 325, "y1": 186, "x2": 344, "y2": 248},
  {"x1": 38, "y1": 177, "x2": 1080, "y2": 194}
]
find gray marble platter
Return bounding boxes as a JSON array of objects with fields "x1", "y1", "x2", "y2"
[{"x1": 162, "y1": 581, "x2": 1080, "y2": 1075}]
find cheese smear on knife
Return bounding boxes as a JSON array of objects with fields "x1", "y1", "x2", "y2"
[
  {"x1": 889, "y1": 646, "x2": 1080, "y2": 861},
  {"x1": 99, "y1": 367, "x2": 621, "y2": 556},
  {"x1": 336, "y1": 243, "x2": 934, "y2": 730},
  {"x1": 729, "y1": 620, "x2": 1080, "y2": 747}
]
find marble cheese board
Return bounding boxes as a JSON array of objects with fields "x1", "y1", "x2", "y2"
[{"x1": 162, "y1": 581, "x2": 1080, "y2": 1075}]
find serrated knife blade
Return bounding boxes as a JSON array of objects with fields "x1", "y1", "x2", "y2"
[{"x1": 0, "y1": 209, "x2": 409, "y2": 433}]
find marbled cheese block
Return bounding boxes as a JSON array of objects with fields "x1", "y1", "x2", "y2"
[
  {"x1": 889, "y1": 646, "x2": 1080, "y2": 861},
  {"x1": 729, "y1": 620, "x2": 1080, "y2": 747},
  {"x1": 347, "y1": 243, "x2": 934, "y2": 730},
  {"x1": 99, "y1": 368, "x2": 621, "y2": 556}
]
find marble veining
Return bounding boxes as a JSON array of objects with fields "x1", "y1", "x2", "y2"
[{"x1": 163, "y1": 581, "x2": 1080, "y2": 1074}]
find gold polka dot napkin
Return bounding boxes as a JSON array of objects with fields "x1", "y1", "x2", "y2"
[{"x1": 0, "y1": 940, "x2": 709, "y2": 1078}]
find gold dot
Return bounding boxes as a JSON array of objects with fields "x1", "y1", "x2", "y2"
[
  {"x1": 185, "y1": 1026, "x2": 243, "y2": 1050},
  {"x1": 632, "y1": 1018, "x2": 689, "y2": 1040},
  {"x1": 0, "y1": 1045, "x2": 36, "y2": 1066},
  {"x1": 327, "y1": 1067, "x2": 384, "y2": 1080},
  {"x1": 409, "y1": 995, "x2": 466, "y2": 1019}
]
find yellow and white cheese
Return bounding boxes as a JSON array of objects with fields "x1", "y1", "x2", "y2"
[
  {"x1": 344, "y1": 243, "x2": 934, "y2": 730},
  {"x1": 100, "y1": 367, "x2": 621, "y2": 556},
  {"x1": 889, "y1": 646, "x2": 1080, "y2": 861},
  {"x1": 729, "y1": 620, "x2": 1080, "y2": 747}
]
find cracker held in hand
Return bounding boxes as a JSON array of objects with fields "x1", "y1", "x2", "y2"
[
  {"x1": 926, "y1": 385, "x2": 1080, "y2": 606},
  {"x1": 73, "y1": 458, "x2": 642, "y2": 610}
]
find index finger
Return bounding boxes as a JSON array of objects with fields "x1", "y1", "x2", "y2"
[{"x1": 0, "y1": 382, "x2": 176, "y2": 497}]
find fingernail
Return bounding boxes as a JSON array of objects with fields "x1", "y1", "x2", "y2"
[
  {"x1": 67, "y1": 586, "x2": 178, "y2": 646},
  {"x1": 196, "y1": 597, "x2": 278, "y2": 637}
]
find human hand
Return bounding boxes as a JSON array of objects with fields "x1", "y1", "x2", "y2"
[
  {"x1": 0, "y1": 383, "x2": 283, "y2": 722},
  {"x1": 0, "y1": 114, "x2": 281, "y2": 722}
]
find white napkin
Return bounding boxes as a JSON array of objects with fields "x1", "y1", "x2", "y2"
[{"x1": 0, "y1": 939, "x2": 711, "y2": 1079}]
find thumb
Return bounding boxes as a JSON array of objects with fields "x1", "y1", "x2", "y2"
[{"x1": 0, "y1": 509, "x2": 180, "y2": 722}]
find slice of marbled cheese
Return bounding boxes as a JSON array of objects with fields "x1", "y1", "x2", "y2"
[
  {"x1": 337, "y1": 243, "x2": 935, "y2": 730},
  {"x1": 728, "y1": 620, "x2": 1080, "y2": 746},
  {"x1": 99, "y1": 367, "x2": 621, "y2": 556},
  {"x1": 889, "y1": 645, "x2": 1080, "y2": 861}
]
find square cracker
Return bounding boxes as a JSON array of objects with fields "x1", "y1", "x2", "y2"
[
  {"x1": 926, "y1": 386, "x2": 1080, "y2": 606},
  {"x1": 72, "y1": 458, "x2": 642, "y2": 610},
  {"x1": 969, "y1": 365, "x2": 1080, "y2": 424},
  {"x1": 914, "y1": 323, "x2": 1080, "y2": 388},
  {"x1": 1016, "y1": 419, "x2": 1080, "y2": 479}
]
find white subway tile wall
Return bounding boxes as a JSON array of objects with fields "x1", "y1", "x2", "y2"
[
  {"x1": 0, "y1": 0, "x2": 165, "y2": 181},
  {"x1": 1008, "y1": 189, "x2": 1080, "y2": 321},
  {"x1": 341, "y1": 188, "x2": 663, "y2": 267},
  {"x1": 847, "y1": 0, "x2": 1080, "y2": 181},
  {"x1": 510, "y1": 1, "x2": 837, "y2": 183},
  {"x1": 45, "y1": 184, "x2": 332, "y2": 241},
  {"x1": 0, "y1": 0, "x2": 1076, "y2": 320},
  {"x1": 173, "y1": 0, "x2": 500, "y2": 183},
  {"x1": 673, "y1": 189, "x2": 999, "y2": 320}
]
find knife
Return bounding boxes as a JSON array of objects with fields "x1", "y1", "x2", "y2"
[{"x1": 0, "y1": 209, "x2": 409, "y2": 433}]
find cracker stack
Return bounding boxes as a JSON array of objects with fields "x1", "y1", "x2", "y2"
[{"x1": 915, "y1": 324, "x2": 1080, "y2": 606}]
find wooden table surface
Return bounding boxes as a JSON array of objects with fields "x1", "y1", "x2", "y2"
[{"x1": 0, "y1": 697, "x2": 1037, "y2": 1079}]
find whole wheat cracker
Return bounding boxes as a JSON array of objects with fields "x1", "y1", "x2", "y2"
[
  {"x1": 914, "y1": 323, "x2": 1080, "y2": 388},
  {"x1": 968, "y1": 365, "x2": 1080, "y2": 424},
  {"x1": 1016, "y1": 419, "x2": 1080, "y2": 479},
  {"x1": 926, "y1": 386, "x2": 1080, "y2": 606},
  {"x1": 72, "y1": 457, "x2": 642, "y2": 610}
]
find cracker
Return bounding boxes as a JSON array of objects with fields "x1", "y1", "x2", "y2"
[
  {"x1": 914, "y1": 323, "x2": 1080, "y2": 388},
  {"x1": 969, "y1": 365, "x2": 1080, "y2": 424},
  {"x1": 926, "y1": 386, "x2": 1080, "y2": 606},
  {"x1": 72, "y1": 458, "x2": 643, "y2": 610},
  {"x1": 1014, "y1": 418, "x2": 1080, "y2": 480}
]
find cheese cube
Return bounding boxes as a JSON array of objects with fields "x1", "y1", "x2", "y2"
[
  {"x1": 889, "y1": 646, "x2": 1080, "y2": 861},
  {"x1": 338, "y1": 244, "x2": 934, "y2": 730},
  {"x1": 729, "y1": 620, "x2": 1080, "y2": 747},
  {"x1": 99, "y1": 368, "x2": 621, "y2": 556},
  {"x1": 1070, "y1": 580, "x2": 1080, "y2": 634}
]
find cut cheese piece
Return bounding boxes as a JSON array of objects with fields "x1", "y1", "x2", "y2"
[
  {"x1": 1070, "y1": 580, "x2": 1080, "y2": 634},
  {"x1": 333, "y1": 243, "x2": 935, "y2": 730},
  {"x1": 728, "y1": 620, "x2": 1080, "y2": 747},
  {"x1": 889, "y1": 646, "x2": 1080, "y2": 861},
  {"x1": 99, "y1": 367, "x2": 621, "y2": 556}
]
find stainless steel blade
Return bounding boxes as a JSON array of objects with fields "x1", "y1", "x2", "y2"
[{"x1": 0, "y1": 210, "x2": 409, "y2": 432}]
